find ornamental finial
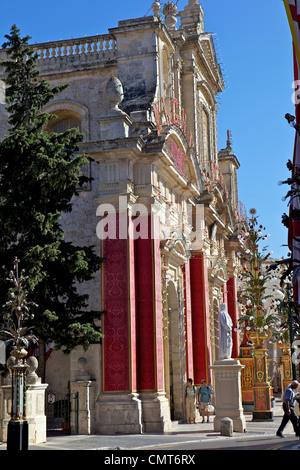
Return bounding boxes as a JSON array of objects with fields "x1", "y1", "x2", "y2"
[
  {"x1": 152, "y1": 1, "x2": 161, "y2": 17},
  {"x1": 162, "y1": 1, "x2": 178, "y2": 30}
]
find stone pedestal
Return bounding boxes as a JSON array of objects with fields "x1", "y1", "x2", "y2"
[
  {"x1": 210, "y1": 359, "x2": 246, "y2": 433},
  {"x1": 95, "y1": 391, "x2": 172, "y2": 434},
  {"x1": 0, "y1": 379, "x2": 48, "y2": 444},
  {"x1": 95, "y1": 393, "x2": 143, "y2": 434},
  {"x1": 140, "y1": 391, "x2": 172, "y2": 433},
  {"x1": 98, "y1": 112, "x2": 132, "y2": 140},
  {"x1": 26, "y1": 382, "x2": 48, "y2": 444},
  {"x1": 236, "y1": 346, "x2": 254, "y2": 410},
  {"x1": 252, "y1": 347, "x2": 273, "y2": 421},
  {"x1": 0, "y1": 382, "x2": 12, "y2": 443}
]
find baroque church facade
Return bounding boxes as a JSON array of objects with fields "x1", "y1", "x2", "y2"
[{"x1": 0, "y1": 0, "x2": 249, "y2": 434}]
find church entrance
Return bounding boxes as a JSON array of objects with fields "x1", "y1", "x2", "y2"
[{"x1": 165, "y1": 280, "x2": 187, "y2": 421}]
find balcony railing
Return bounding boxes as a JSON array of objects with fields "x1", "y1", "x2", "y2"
[{"x1": 31, "y1": 34, "x2": 117, "y2": 61}]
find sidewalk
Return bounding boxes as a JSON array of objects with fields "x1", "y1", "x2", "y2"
[{"x1": 1, "y1": 397, "x2": 300, "y2": 451}]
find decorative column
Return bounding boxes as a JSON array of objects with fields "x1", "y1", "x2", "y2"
[
  {"x1": 101, "y1": 207, "x2": 137, "y2": 393},
  {"x1": 135, "y1": 213, "x2": 171, "y2": 432},
  {"x1": 96, "y1": 196, "x2": 143, "y2": 434},
  {"x1": 190, "y1": 251, "x2": 211, "y2": 384},
  {"x1": 183, "y1": 261, "x2": 194, "y2": 380}
]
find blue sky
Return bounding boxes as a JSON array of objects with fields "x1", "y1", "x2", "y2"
[{"x1": 0, "y1": 0, "x2": 295, "y2": 258}]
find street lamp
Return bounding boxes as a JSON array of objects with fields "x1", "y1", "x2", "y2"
[{"x1": 0, "y1": 257, "x2": 36, "y2": 451}]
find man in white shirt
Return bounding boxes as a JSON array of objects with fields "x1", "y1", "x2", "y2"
[{"x1": 276, "y1": 380, "x2": 300, "y2": 437}]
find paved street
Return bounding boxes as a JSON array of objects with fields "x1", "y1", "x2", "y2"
[{"x1": 1, "y1": 396, "x2": 299, "y2": 452}]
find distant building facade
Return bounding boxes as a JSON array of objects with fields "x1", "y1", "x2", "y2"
[{"x1": 0, "y1": 1, "x2": 249, "y2": 434}]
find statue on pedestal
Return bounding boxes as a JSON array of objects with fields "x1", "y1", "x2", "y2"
[
  {"x1": 211, "y1": 303, "x2": 246, "y2": 433},
  {"x1": 219, "y1": 303, "x2": 233, "y2": 360}
]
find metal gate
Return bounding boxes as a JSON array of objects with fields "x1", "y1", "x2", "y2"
[{"x1": 46, "y1": 390, "x2": 79, "y2": 434}]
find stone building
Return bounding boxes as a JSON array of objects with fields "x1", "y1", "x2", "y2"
[{"x1": 0, "y1": 0, "x2": 249, "y2": 434}]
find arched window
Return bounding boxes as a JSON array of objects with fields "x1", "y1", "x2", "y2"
[
  {"x1": 45, "y1": 108, "x2": 91, "y2": 191},
  {"x1": 50, "y1": 117, "x2": 81, "y2": 133},
  {"x1": 46, "y1": 109, "x2": 82, "y2": 134},
  {"x1": 43, "y1": 100, "x2": 89, "y2": 140}
]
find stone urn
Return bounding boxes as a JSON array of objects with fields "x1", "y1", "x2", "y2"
[
  {"x1": 105, "y1": 75, "x2": 124, "y2": 111},
  {"x1": 162, "y1": 1, "x2": 178, "y2": 30}
]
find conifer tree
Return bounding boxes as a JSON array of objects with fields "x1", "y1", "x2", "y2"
[{"x1": 0, "y1": 25, "x2": 103, "y2": 373}]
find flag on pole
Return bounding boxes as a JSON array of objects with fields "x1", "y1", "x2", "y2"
[
  {"x1": 283, "y1": 0, "x2": 300, "y2": 305},
  {"x1": 283, "y1": 0, "x2": 300, "y2": 69}
]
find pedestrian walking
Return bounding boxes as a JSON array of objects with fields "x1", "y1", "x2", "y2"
[
  {"x1": 197, "y1": 379, "x2": 212, "y2": 423},
  {"x1": 276, "y1": 380, "x2": 300, "y2": 438},
  {"x1": 184, "y1": 378, "x2": 197, "y2": 424}
]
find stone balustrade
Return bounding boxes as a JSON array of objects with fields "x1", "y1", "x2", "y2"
[
  {"x1": 31, "y1": 34, "x2": 117, "y2": 62},
  {"x1": 0, "y1": 33, "x2": 117, "y2": 74}
]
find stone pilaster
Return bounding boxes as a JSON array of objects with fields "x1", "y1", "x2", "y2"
[
  {"x1": 190, "y1": 251, "x2": 212, "y2": 384},
  {"x1": 70, "y1": 381, "x2": 95, "y2": 435}
]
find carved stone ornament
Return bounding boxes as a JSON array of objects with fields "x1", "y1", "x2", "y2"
[
  {"x1": 105, "y1": 75, "x2": 124, "y2": 111},
  {"x1": 162, "y1": 1, "x2": 178, "y2": 30},
  {"x1": 152, "y1": 1, "x2": 161, "y2": 16}
]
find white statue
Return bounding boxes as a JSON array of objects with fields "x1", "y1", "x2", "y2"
[{"x1": 219, "y1": 303, "x2": 233, "y2": 359}]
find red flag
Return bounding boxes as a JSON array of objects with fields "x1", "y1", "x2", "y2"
[{"x1": 45, "y1": 342, "x2": 54, "y2": 361}]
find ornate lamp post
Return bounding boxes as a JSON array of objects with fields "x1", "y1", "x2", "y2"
[
  {"x1": 0, "y1": 257, "x2": 36, "y2": 451},
  {"x1": 238, "y1": 209, "x2": 282, "y2": 420}
]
